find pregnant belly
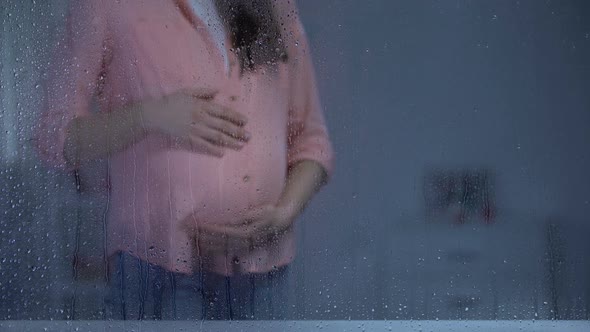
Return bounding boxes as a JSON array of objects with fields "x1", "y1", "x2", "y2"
[{"x1": 166, "y1": 138, "x2": 288, "y2": 226}]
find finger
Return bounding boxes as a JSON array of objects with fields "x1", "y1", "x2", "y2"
[
  {"x1": 200, "y1": 223, "x2": 253, "y2": 239},
  {"x1": 199, "y1": 223, "x2": 239, "y2": 238},
  {"x1": 234, "y1": 223, "x2": 271, "y2": 240},
  {"x1": 204, "y1": 103, "x2": 248, "y2": 127},
  {"x1": 204, "y1": 117, "x2": 251, "y2": 142},
  {"x1": 186, "y1": 88, "x2": 218, "y2": 101},
  {"x1": 196, "y1": 125, "x2": 246, "y2": 150},
  {"x1": 196, "y1": 241, "x2": 225, "y2": 256},
  {"x1": 232, "y1": 206, "x2": 270, "y2": 226},
  {"x1": 189, "y1": 136, "x2": 225, "y2": 157},
  {"x1": 226, "y1": 237, "x2": 251, "y2": 252},
  {"x1": 251, "y1": 234, "x2": 273, "y2": 249},
  {"x1": 198, "y1": 235, "x2": 226, "y2": 249},
  {"x1": 196, "y1": 232, "x2": 226, "y2": 251},
  {"x1": 197, "y1": 237, "x2": 224, "y2": 250}
]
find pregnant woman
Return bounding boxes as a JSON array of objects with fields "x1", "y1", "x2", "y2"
[{"x1": 34, "y1": 0, "x2": 333, "y2": 320}]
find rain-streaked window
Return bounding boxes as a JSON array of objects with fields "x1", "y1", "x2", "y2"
[{"x1": 0, "y1": 0, "x2": 589, "y2": 330}]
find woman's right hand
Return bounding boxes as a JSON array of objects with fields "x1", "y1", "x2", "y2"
[{"x1": 141, "y1": 88, "x2": 250, "y2": 157}]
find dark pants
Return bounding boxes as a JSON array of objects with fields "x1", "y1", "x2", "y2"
[{"x1": 104, "y1": 251, "x2": 292, "y2": 320}]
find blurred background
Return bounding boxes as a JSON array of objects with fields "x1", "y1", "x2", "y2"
[{"x1": 1, "y1": 0, "x2": 589, "y2": 320}]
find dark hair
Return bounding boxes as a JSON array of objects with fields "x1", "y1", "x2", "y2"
[{"x1": 214, "y1": 0, "x2": 288, "y2": 72}]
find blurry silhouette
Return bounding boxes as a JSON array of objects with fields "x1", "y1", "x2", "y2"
[{"x1": 423, "y1": 168, "x2": 496, "y2": 224}]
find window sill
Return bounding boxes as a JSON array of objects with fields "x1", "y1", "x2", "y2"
[{"x1": 1, "y1": 320, "x2": 588, "y2": 331}]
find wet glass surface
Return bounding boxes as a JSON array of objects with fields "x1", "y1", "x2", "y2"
[{"x1": 0, "y1": 0, "x2": 589, "y2": 325}]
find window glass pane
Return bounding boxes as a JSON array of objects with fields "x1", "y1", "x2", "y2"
[{"x1": 0, "y1": 0, "x2": 588, "y2": 329}]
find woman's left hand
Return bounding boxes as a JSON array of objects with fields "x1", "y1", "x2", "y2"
[
  {"x1": 241, "y1": 204, "x2": 296, "y2": 246},
  {"x1": 198, "y1": 203, "x2": 296, "y2": 250}
]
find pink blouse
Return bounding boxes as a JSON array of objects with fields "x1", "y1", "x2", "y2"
[{"x1": 34, "y1": 0, "x2": 333, "y2": 276}]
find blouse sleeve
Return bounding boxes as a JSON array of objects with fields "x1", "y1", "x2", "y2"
[
  {"x1": 33, "y1": 0, "x2": 110, "y2": 171},
  {"x1": 284, "y1": 6, "x2": 335, "y2": 178}
]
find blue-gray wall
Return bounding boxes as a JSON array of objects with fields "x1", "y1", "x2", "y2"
[{"x1": 1, "y1": 0, "x2": 589, "y2": 320}]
